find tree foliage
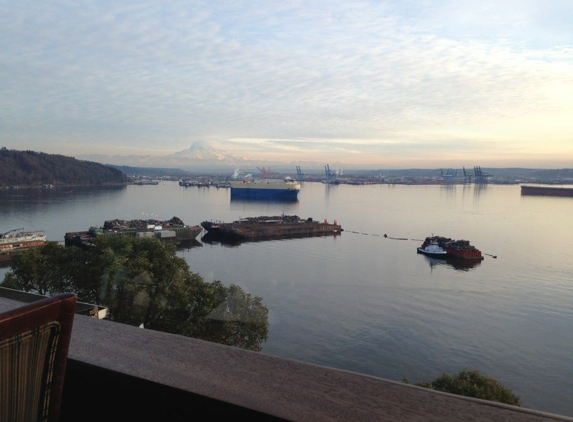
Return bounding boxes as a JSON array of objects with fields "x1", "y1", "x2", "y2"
[
  {"x1": 413, "y1": 369, "x2": 521, "y2": 406},
  {"x1": 0, "y1": 148, "x2": 126, "y2": 187},
  {"x1": 2, "y1": 237, "x2": 269, "y2": 351}
]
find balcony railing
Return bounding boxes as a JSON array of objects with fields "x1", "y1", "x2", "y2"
[{"x1": 0, "y1": 290, "x2": 571, "y2": 422}]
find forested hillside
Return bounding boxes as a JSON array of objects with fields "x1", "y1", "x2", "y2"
[{"x1": 0, "y1": 148, "x2": 126, "y2": 187}]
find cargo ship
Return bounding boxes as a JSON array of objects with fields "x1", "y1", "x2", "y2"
[
  {"x1": 230, "y1": 179, "x2": 300, "y2": 200},
  {"x1": 420, "y1": 236, "x2": 483, "y2": 260},
  {"x1": 521, "y1": 185, "x2": 573, "y2": 197},
  {"x1": 201, "y1": 215, "x2": 342, "y2": 240},
  {"x1": 65, "y1": 216, "x2": 202, "y2": 248},
  {"x1": 0, "y1": 229, "x2": 48, "y2": 262}
]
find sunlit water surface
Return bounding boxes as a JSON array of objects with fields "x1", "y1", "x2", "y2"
[{"x1": 1, "y1": 182, "x2": 572, "y2": 416}]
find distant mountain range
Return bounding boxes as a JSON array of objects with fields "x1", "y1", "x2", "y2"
[
  {"x1": 77, "y1": 142, "x2": 573, "y2": 182},
  {"x1": 77, "y1": 141, "x2": 295, "y2": 173},
  {"x1": 3, "y1": 146, "x2": 570, "y2": 186}
]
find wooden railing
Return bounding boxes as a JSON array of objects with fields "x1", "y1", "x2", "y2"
[{"x1": 0, "y1": 293, "x2": 571, "y2": 422}]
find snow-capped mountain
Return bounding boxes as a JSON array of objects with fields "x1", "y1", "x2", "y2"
[
  {"x1": 77, "y1": 141, "x2": 253, "y2": 171},
  {"x1": 168, "y1": 141, "x2": 228, "y2": 161}
]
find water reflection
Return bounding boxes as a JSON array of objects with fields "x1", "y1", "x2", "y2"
[
  {"x1": 200, "y1": 232, "x2": 242, "y2": 248},
  {"x1": 422, "y1": 255, "x2": 482, "y2": 272},
  {"x1": 473, "y1": 183, "x2": 488, "y2": 200},
  {"x1": 230, "y1": 197, "x2": 300, "y2": 212},
  {"x1": 230, "y1": 197, "x2": 298, "y2": 203},
  {"x1": 201, "y1": 231, "x2": 342, "y2": 248},
  {"x1": 440, "y1": 184, "x2": 456, "y2": 193},
  {"x1": 175, "y1": 238, "x2": 203, "y2": 250},
  {"x1": 0, "y1": 185, "x2": 126, "y2": 208}
]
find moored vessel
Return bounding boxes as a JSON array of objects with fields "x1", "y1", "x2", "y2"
[
  {"x1": 0, "y1": 229, "x2": 47, "y2": 250},
  {"x1": 65, "y1": 216, "x2": 202, "y2": 248},
  {"x1": 201, "y1": 215, "x2": 341, "y2": 240},
  {"x1": 0, "y1": 228, "x2": 48, "y2": 262},
  {"x1": 230, "y1": 179, "x2": 300, "y2": 200},
  {"x1": 521, "y1": 185, "x2": 573, "y2": 197},
  {"x1": 420, "y1": 236, "x2": 483, "y2": 260}
]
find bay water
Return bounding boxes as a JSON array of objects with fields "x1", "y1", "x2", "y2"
[{"x1": 1, "y1": 181, "x2": 572, "y2": 416}]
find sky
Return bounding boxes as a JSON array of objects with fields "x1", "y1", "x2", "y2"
[{"x1": 1, "y1": 0, "x2": 572, "y2": 169}]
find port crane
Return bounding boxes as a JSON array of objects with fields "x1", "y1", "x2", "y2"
[
  {"x1": 440, "y1": 169, "x2": 457, "y2": 183},
  {"x1": 462, "y1": 167, "x2": 472, "y2": 184},
  {"x1": 473, "y1": 166, "x2": 492, "y2": 184},
  {"x1": 295, "y1": 166, "x2": 305, "y2": 181},
  {"x1": 256, "y1": 167, "x2": 279, "y2": 179},
  {"x1": 324, "y1": 164, "x2": 339, "y2": 183}
]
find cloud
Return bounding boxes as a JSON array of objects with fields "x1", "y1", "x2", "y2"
[{"x1": 0, "y1": 0, "x2": 572, "y2": 167}]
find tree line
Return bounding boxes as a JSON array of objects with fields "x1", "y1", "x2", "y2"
[
  {"x1": 0, "y1": 148, "x2": 126, "y2": 187},
  {"x1": 2, "y1": 236, "x2": 269, "y2": 351}
]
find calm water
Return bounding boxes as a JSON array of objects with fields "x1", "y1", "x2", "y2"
[{"x1": 1, "y1": 182, "x2": 572, "y2": 416}]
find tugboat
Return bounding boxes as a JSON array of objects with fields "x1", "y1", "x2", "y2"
[{"x1": 417, "y1": 241, "x2": 448, "y2": 258}]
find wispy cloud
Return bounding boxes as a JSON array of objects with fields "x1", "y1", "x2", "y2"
[{"x1": 0, "y1": 0, "x2": 571, "y2": 167}]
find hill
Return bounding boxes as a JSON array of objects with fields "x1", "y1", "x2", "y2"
[{"x1": 0, "y1": 148, "x2": 126, "y2": 187}]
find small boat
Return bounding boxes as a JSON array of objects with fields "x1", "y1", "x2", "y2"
[{"x1": 417, "y1": 241, "x2": 448, "y2": 258}]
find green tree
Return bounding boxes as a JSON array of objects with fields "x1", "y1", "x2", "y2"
[
  {"x1": 161, "y1": 281, "x2": 270, "y2": 351},
  {"x1": 4, "y1": 242, "x2": 103, "y2": 299},
  {"x1": 3, "y1": 242, "x2": 73, "y2": 295},
  {"x1": 413, "y1": 369, "x2": 521, "y2": 406},
  {"x1": 2, "y1": 237, "x2": 269, "y2": 351}
]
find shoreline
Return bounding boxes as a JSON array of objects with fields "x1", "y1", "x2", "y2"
[{"x1": 0, "y1": 182, "x2": 127, "y2": 190}]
